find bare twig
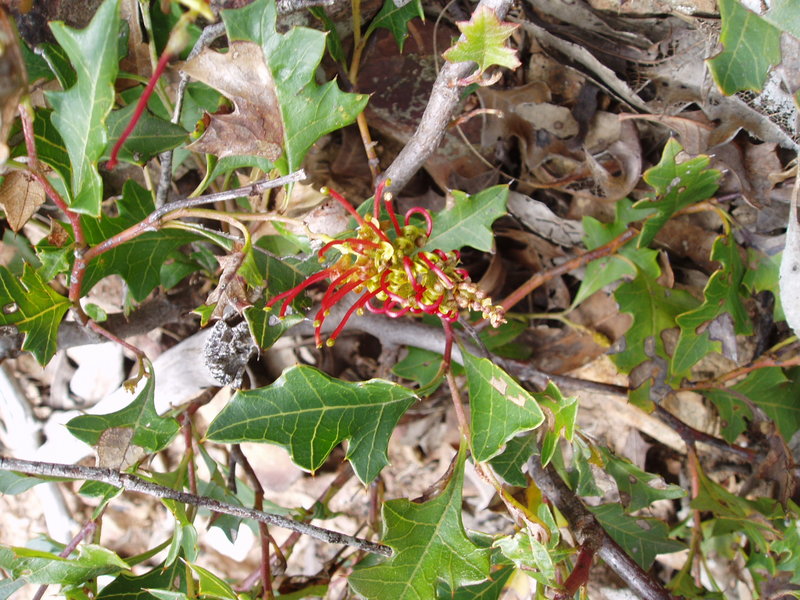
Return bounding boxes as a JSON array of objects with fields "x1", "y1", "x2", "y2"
[
  {"x1": 382, "y1": 0, "x2": 515, "y2": 191},
  {"x1": 31, "y1": 516, "x2": 101, "y2": 600},
  {"x1": 0, "y1": 456, "x2": 392, "y2": 558},
  {"x1": 526, "y1": 457, "x2": 678, "y2": 600}
]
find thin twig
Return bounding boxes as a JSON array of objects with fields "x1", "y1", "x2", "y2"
[
  {"x1": 0, "y1": 456, "x2": 392, "y2": 558},
  {"x1": 382, "y1": 0, "x2": 515, "y2": 191},
  {"x1": 31, "y1": 516, "x2": 100, "y2": 600}
]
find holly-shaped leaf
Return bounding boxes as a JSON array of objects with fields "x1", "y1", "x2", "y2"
[
  {"x1": 80, "y1": 181, "x2": 199, "y2": 300},
  {"x1": 707, "y1": 0, "x2": 782, "y2": 96},
  {"x1": 488, "y1": 433, "x2": 537, "y2": 487},
  {"x1": 537, "y1": 383, "x2": 578, "y2": 467},
  {"x1": 422, "y1": 185, "x2": 508, "y2": 253},
  {"x1": 672, "y1": 234, "x2": 752, "y2": 374},
  {"x1": 494, "y1": 534, "x2": 555, "y2": 586},
  {"x1": 589, "y1": 504, "x2": 684, "y2": 569},
  {"x1": 365, "y1": 0, "x2": 424, "y2": 51},
  {"x1": 464, "y1": 352, "x2": 544, "y2": 463},
  {"x1": 0, "y1": 544, "x2": 129, "y2": 587},
  {"x1": 439, "y1": 564, "x2": 515, "y2": 600},
  {"x1": 349, "y1": 446, "x2": 490, "y2": 600},
  {"x1": 104, "y1": 99, "x2": 188, "y2": 166},
  {"x1": 637, "y1": 139, "x2": 720, "y2": 248},
  {"x1": 220, "y1": 0, "x2": 369, "y2": 174},
  {"x1": 0, "y1": 263, "x2": 71, "y2": 364},
  {"x1": 597, "y1": 447, "x2": 685, "y2": 512},
  {"x1": 206, "y1": 366, "x2": 417, "y2": 483},
  {"x1": 442, "y1": 6, "x2": 521, "y2": 78},
  {"x1": 44, "y1": 0, "x2": 120, "y2": 215},
  {"x1": 67, "y1": 363, "x2": 180, "y2": 454}
]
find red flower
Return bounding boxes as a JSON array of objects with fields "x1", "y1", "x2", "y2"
[{"x1": 267, "y1": 182, "x2": 505, "y2": 347}]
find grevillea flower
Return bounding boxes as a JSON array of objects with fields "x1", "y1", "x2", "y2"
[{"x1": 266, "y1": 182, "x2": 505, "y2": 347}]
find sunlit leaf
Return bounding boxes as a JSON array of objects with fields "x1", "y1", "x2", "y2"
[
  {"x1": 442, "y1": 6, "x2": 521, "y2": 76},
  {"x1": 0, "y1": 544, "x2": 128, "y2": 586},
  {"x1": 423, "y1": 185, "x2": 508, "y2": 254}
]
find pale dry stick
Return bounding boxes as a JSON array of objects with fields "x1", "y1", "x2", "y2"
[
  {"x1": 381, "y1": 0, "x2": 515, "y2": 191},
  {"x1": 0, "y1": 457, "x2": 392, "y2": 558}
]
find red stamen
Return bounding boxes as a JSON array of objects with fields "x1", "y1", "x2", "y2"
[
  {"x1": 405, "y1": 207, "x2": 433, "y2": 237},
  {"x1": 365, "y1": 296, "x2": 388, "y2": 314},
  {"x1": 320, "y1": 268, "x2": 358, "y2": 307},
  {"x1": 403, "y1": 256, "x2": 424, "y2": 294},
  {"x1": 379, "y1": 270, "x2": 410, "y2": 305},
  {"x1": 384, "y1": 302, "x2": 411, "y2": 318},
  {"x1": 419, "y1": 253, "x2": 454, "y2": 289},
  {"x1": 323, "y1": 187, "x2": 366, "y2": 227},
  {"x1": 434, "y1": 249, "x2": 450, "y2": 261},
  {"x1": 266, "y1": 268, "x2": 332, "y2": 316},
  {"x1": 318, "y1": 238, "x2": 380, "y2": 257},
  {"x1": 418, "y1": 293, "x2": 444, "y2": 315},
  {"x1": 108, "y1": 50, "x2": 173, "y2": 170},
  {"x1": 373, "y1": 180, "x2": 386, "y2": 221},
  {"x1": 327, "y1": 289, "x2": 381, "y2": 345},
  {"x1": 384, "y1": 192, "x2": 402, "y2": 236}
]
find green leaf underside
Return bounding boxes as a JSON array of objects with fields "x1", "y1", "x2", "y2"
[
  {"x1": 0, "y1": 544, "x2": 129, "y2": 586},
  {"x1": 589, "y1": 504, "x2": 684, "y2": 569},
  {"x1": 439, "y1": 564, "x2": 515, "y2": 599},
  {"x1": 464, "y1": 352, "x2": 545, "y2": 463},
  {"x1": 423, "y1": 185, "x2": 508, "y2": 253},
  {"x1": 80, "y1": 181, "x2": 199, "y2": 300},
  {"x1": 105, "y1": 101, "x2": 188, "y2": 165},
  {"x1": 442, "y1": 5, "x2": 521, "y2": 75},
  {"x1": 67, "y1": 367, "x2": 179, "y2": 453},
  {"x1": 222, "y1": 0, "x2": 368, "y2": 174},
  {"x1": 206, "y1": 366, "x2": 417, "y2": 483},
  {"x1": 349, "y1": 446, "x2": 490, "y2": 600},
  {"x1": 704, "y1": 367, "x2": 800, "y2": 443},
  {"x1": 672, "y1": 234, "x2": 752, "y2": 374},
  {"x1": 489, "y1": 433, "x2": 537, "y2": 486},
  {"x1": 707, "y1": 0, "x2": 782, "y2": 96},
  {"x1": 0, "y1": 264, "x2": 71, "y2": 364},
  {"x1": 365, "y1": 0, "x2": 424, "y2": 51},
  {"x1": 598, "y1": 447, "x2": 686, "y2": 512},
  {"x1": 45, "y1": 0, "x2": 120, "y2": 215},
  {"x1": 637, "y1": 139, "x2": 720, "y2": 248}
]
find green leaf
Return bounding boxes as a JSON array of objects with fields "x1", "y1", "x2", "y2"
[
  {"x1": 0, "y1": 544, "x2": 129, "y2": 586},
  {"x1": 439, "y1": 565, "x2": 515, "y2": 600},
  {"x1": 704, "y1": 367, "x2": 800, "y2": 442},
  {"x1": 464, "y1": 352, "x2": 545, "y2": 463},
  {"x1": 80, "y1": 181, "x2": 199, "y2": 300},
  {"x1": 423, "y1": 186, "x2": 508, "y2": 253},
  {"x1": 673, "y1": 234, "x2": 752, "y2": 374},
  {"x1": 185, "y1": 562, "x2": 237, "y2": 600},
  {"x1": 589, "y1": 504, "x2": 684, "y2": 569},
  {"x1": 597, "y1": 447, "x2": 686, "y2": 512},
  {"x1": 349, "y1": 446, "x2": 490, "y2": 600},
  {"x1": 45, "y1": 0, "x2": 120, "y2": 215},
  {"x1": 364, "y1": 0, "x2": 424, "y2": 51},
  {"x1": 222, "y1": 0, "x2": 368, "y2": 174},
  {"x1": 537, "y1": 383, "x2": 578, "y2": 467},
  {"x1": 494, "y1": 533, "x2": 554, "y2": 584},
  {"x1": 67, "y1": 364, "x2": 180, "y2": 453},
  {"x1": 244, "y1": 306, "x2": 302, "y2": 350},
  {"x1": 0, "y1": 263, "x2": 71, "y2": 364},
  {"x1": 442, "y1": 6, "x2": 521, "y2": 76},
  {"x1": 206, "y1": 366, "x2": 417, "y2": 483},
  {"x1": 707, "y1": 0, "x2": 782, "y2": 96},
  {"x1": 96, "y1": 561, "x2": 183, "y2": 600},
  {"x1": 392, "y1": 347, "x2": 464, "y2": 389},
  {"x1": 488, "y1": 433, "x2": 536, "y2": 486},
  {"x1": 104, "y1": 100, "x2": 188, "y2": 166},
  {"x1": 0, "y1": 471, "x2": 48, "y2": 495},
  {"x1": 637, "y1": 139, "x2": 720, "y2": 248},
  {"x1": 774, "y1": 518, "x2": 800, "y2": 584}
]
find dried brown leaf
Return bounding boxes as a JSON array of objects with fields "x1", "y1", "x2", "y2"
[
  {"x1": 0, "y1": 169, "x2": 45, "y2": 231},
  {"x1": 182, "y1": 41, "x2": 283, "y2": 161}
]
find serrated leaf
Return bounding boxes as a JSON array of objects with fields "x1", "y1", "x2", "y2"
[
  {"x1": 0, "y1": 544, "x2": 129, "y2": 586},
  {"x1": 704, "y1": 367, "x2": 800, "y2": 443},
  {"x1": 365, "y1": 0, "x2": 424, "y2": 51},
  {"x1": 244, "y1": 307, "x2": 302, "y2": 350},
  {"x1": 349, "y1": 446, "x2": 490, "y2": 600},
  {"x1": 45, "y1": 0, "x2": 120, "y2": 215},
  {"x1": 488, "y1": 433, "x2": 536, "y2": 486},
  {"x1": 80, "y1": 181, "x2": 199, "y2": 300},
  {"x1": 612, "y1": 273, "x2": 697, "y2": 376},
  {"x1": 96, "y1": 561, "x2": 183, "y2": 600},
  {"x1": 494, "y1": 533, "x2": 554, "y2": 584},
  {"x1": 442, "y1": 6, "x2": 521, "y2": 76},
  {"x1": 439, "y1": 564, "x2": 515, "y2": 600},
  {"x1": 637, "y1": 139, "x2": 720, "y2": 248},
  {"x1": 597, "y1": 447, "x2": 685, "y2": 512},
  {"x1": 104, "y1": 99, "x2": 187, "y2": 165},
  {"x1": 67, "y1": 364, "x2": 179, "y2": 454},
  {"x1": 0, "y1": 263, "x2": 71, "y2": 364},
  {"x1": 393, "y1": 347, "x2": 446, "y2": 388},
  {"x1": 763, "y1": 0, "x2": 800, "y2": 39},
  {"x1": 464, "y1": 352, "x2": 544, "y2": 463},
  {"x1": 707, "y1": 0, "x2": 782, "y2": 96},
  {"x1": 673, "y1": 234, "x2": 752, "y2": 374},
  {"x1": 206, "y1": 366, "x2": 416, "y2": 483},
  {"x1": 589, "y1": 504, "x2": 684, "y2": 569},
  {"x1": 774, "y1": 519, "x2": 800, "y2": 584},
  {"x1": 221, "y1": 0, "x2": 368, "y2": 174},
  {"x1": 422, "y1": 185, "x2": 508, "y2": 253}
]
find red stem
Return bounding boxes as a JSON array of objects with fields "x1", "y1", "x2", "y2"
[{"x1": 108, "y1": 50, "x2": 174, "y2": 170}]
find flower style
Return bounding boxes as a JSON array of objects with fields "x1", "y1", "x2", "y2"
[{"x1": 266, "y1": 182, "x2": 505, "y2": 347}]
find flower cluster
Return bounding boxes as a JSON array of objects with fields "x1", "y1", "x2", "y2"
[{"x1": 267, "y1": 183, "x2": 505, "y2": 347}]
